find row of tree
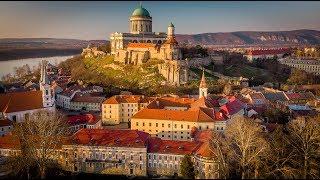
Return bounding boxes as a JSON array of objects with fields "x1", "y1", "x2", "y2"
[{"x1": 205, "y1": 116, "x2": 320, "y2": 179}]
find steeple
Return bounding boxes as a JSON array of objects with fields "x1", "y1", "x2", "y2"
[
  {"x1": 39, "y1": 60, "x2": 54, "y2": 108},
  {"x1": 199, "y1": 69, "x2": 207, "y2": 88},
  {"x1": 199, "y1": 69, "x2": 208, "y2": 99},
  {"x1": 40, "y1": 60, "x2": 49, "y2": 85}
]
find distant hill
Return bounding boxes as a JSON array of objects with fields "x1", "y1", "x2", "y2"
[
  {"x1": 0, "y1": 38, "x2": 108, "y2": 61},
  {"x1": 176, "y1": 29, "x2": 320, "y2": 47},
  {"x1": 1, "y1": 29, "x2": 320, "y2": 60}
]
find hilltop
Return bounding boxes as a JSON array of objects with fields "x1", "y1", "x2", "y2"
[{"x1": 176, "y1": 29, "x2": 320, "y2": 47}]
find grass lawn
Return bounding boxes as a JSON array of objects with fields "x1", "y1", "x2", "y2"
[{"x1": 189, "y1": 67, "x2": 219, "y2": 81}]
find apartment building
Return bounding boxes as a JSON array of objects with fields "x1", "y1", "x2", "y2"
[{"x1": 101, "y1": 95, "x2": 155, "y2": 125}]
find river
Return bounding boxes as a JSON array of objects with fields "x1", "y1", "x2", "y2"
[{"x1": 0, "y1": 55, "x2": 76, "y2": 78}]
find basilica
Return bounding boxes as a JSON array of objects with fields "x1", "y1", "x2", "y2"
[{"x1": 110, "y1": 4, "x2": 189, "y2": 86}]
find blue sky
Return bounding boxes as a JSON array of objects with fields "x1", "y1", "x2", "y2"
[{"x1": 0, "y1": 1, "x2": 319, "y2": 40}]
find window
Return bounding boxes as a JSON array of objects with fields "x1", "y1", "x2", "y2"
[
  {"x1": 207, "y1": 126, "x2": 209, "y2": 129},
  {"x1": 149, "y1": 123, "x2": 152, "y2": 127},
  {"x1": 12, "y1": 115, "x2": 17, "y2": 122},
  {"x1": 156, "y1": 123, "x2": 158, "y2": 127},
  {"x1": 181, "y1": 125, "x2": 183, "y2": 129},
  {"x1": 143, "y1": 123, "x2": 145, "y2": 126},
  {"x1": 162, "y1": 123, "x2": 164, "y2": 127},
  {"x1": 168, "y1": 124, "x2": 171, "y2": 128},
  {"x1": 174, "y1": 124, "x2": 177, "y2": 128},
  {"x1": 136, "y1": 122, "x2": 139, "y2": 126},
  {"x1": 187, "y1": 125, "x2": 190, "y2": 129}
]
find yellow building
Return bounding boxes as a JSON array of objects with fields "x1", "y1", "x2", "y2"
[{"x1": 101, "y1": 95, "x2": 155, "y2": 125}]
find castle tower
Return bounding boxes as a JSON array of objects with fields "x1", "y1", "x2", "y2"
[
  {"x1": 167, "y1": 22, "x2": 175, "y2": 39},
  {"x1": 39, "y1": 60, "x2": 54, "y2": 108},
  {"x1": 129, "y1": 3, "x2": 152, "y2": 34},
  {"x1": 199, "y1": 69, "x2": 208, "y2": 99}
]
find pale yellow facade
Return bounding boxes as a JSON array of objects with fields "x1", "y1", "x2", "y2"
[
  {"x1": 131, "y1": 118, "x2": 226, "y2": 141},
  {"x1": 102, "y1": 102, "x2": 149, "y2": 125}
]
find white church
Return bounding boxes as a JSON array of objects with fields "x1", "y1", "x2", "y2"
[{"x1": 0, "y1": 60, "x2": 55, "y2": 123}]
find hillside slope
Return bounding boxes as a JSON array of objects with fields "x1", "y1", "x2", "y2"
[{"x1": 176, "y1": 29, "x2": 320, "y2": 46}]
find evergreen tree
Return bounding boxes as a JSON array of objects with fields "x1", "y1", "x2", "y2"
[{"x1": 180, "y1": 155, "x2": 195, "y2": 179}]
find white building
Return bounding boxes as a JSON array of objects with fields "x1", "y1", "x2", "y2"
[
  {"x1": 278, "y1": 58, "x2": 320, "y2": 75},
  {"x1": 0, "y1": 60, "x2": 55, "y2": 123}
]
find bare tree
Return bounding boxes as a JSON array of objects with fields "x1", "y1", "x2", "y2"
[
  {"x1": 285, "y1": 116, "x2": 320, "y2": 179},
  {"x1": 12, "y1": 110, "x2": 68, "y2": 179},
  {"x1": 209, "y1": 131, "x2": 230, "y2": 179},
  {"x1": 225, "y1": 116, "x2": 269, "y2": 179},
  {"x1": 262, "y1": 125, "x2": 298, "y2": 179}
]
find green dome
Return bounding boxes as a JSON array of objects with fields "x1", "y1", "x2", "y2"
[{"x1": 132, "y1": 6, "x2": 151, "y2": 17}]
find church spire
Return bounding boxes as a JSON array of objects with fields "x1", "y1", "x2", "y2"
[
  {"x1": 40, "y1": 60, "x2": 49, "y2": 85},
  {"x1": 199, "y1": 69, "x2": 207, "y2": 88},
  {"x1": 199, "y1": 68, "x2": 208, "y2": 99}
]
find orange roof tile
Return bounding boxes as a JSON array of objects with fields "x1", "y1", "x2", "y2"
[
  {"x1": 69, "y1": 129, "x2": 150, "y2": 148},
  {"x1": 0, "y1": 134, "x2": 21, "y2": 149},
  {"x1": 164, "y1": 37, "x2": 178, "y2": 45},
  {"x1": 195, "y1": 142, "x2": 215, "y2": 158},
  {"x1": 147, "y1": 97, "x2": 196, "y2": 109},
  {"x1": 103, "y1": 95, "x2": 155, "y2": 104},
  {"x1": 132, "y1": 108, "x2": 216, "y2": 122},
  {"x1": 0, "y1": 91, "x2": 43, "y2": 113},
  {"x1": 148, "y1": 137, "x2": 202, "y2": 155},
  {"x1": 71, "y1": 92, "x2": 106, "y2": 103},
  {"x1": 0, "y1": 119, "x2": 12, "y2": 127}
]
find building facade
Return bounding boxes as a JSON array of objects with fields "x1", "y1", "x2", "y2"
[
  {"x1": 110, "y1": 4, "x2": 189, "y2": 86},
  {"x1": 278, "y1": 58, "x2": 320, "y2": 75},
  {"x1": 102, "y1": 95, "x2": 154, "y2": 125},
  {"x1": 110, "y1": 4, "x2": 166, "y2": 55},
  {"x1": 0, "y1": 128, "x2": 218, "y2": 179}
]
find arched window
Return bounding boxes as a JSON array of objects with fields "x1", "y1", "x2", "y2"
[
  {"x1": 140, "y1": 24, "x2": 143, "y2": 31},
  {"x1": 147, "y1": 40, "x2": 151, "y2": 43},
  {"x1": 135, "y1": 24, "x2": 137, "y2": 32}
]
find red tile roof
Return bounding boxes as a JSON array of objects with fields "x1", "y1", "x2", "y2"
[
  {"x1": 67, "y1": 114, "x2": 97, "y2": 126},
  {"x1": 103, "y1": 95, "x2": 155, "y2": 104},
  {"x1": 71, "y1": 92, "x2": 106, "y2": 103},
  {"x1": 132, "y1": 108, "x2": 217, "y2": 122},
  {"x1": 147, "y1": 97, "x2": 196, "y2": 109},
  {"x1": 247, "y1": 48, "x2": 290, "y2": 56},
  {"x1": 69, "y1": 129, "x2": 150, "y2": 148},
  {"x1": 219, "y1": 96, "x2": 245, "y2": 116},
  {"x1": 195, "y1": 142, "x2": 215, "y2": 158},
  {"x1": 0, "y1": 91, "x2": 43, "y2": 113},
  {"x1": 0, "y1": 119, "x2": 12, "y2": 127},
  {"x1": 285, "y1": 92, "x2": 315, "y2": 101},
  {"x1": 0, "y1": 134, "x2": 21, "y2": 149},
  {"x1": 148, "y1": 137, "x2": 201, "y2": 155}
]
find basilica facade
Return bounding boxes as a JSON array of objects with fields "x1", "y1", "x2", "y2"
[{"x1": 110, "y1": 4, "x2": 189, "y2": 86}]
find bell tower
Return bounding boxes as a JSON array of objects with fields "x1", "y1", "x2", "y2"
[
  {"x1": 199, "y1": 69, "x2": 208, "y2": 99},
  {"x1": 39, "y1": 60, "x2": 55, "y2": 108}
]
